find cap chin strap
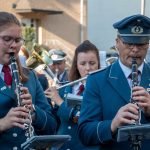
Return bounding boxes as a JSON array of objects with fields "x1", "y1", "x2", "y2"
[{"x1": 118, "y1": 33, "x2": 150, "y2": 36}]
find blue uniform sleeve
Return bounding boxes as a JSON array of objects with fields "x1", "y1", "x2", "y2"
[
  {"x1": 57, "y1": 101, "x2": 74, "y2": 122},
  {"x1": 78, "y1": 74, "x2": 114, "y2": 146},
  {"x1": 28, "y1": 70, "x2": 58, "y2": 135},
  {"x1": 56, "y1": 86, "x2": 79, "y2": 124}
]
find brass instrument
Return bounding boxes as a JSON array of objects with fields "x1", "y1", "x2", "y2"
[
  {"x1": 130, "y1": 57, "x2": 141, "y2": 125},
  {"x1": 53, "y1": 68, "x2": 59, "y2": 86},
  {"x1": 42, "y1": 64, "x2": 61, "y2": 86},
  {"x1": 106, "y1": 56, "x2": 118, "y2": 66},
  {"x1": 26, "y1": 43, "x2": 62, "y2": 86},
  {"x1": 26, "y1": 43, "x2": 52, "y2": 68},
  {"x1": 10, "y1": 52, "x2": 34, "y2": 140}
]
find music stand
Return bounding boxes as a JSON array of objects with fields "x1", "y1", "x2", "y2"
[
  {"x1": 21, "y1": 135, "x2": 71, "y2": 150},
  {"x1": 117, "y1": 124, "x2": 150, "y2": 150},
  {"x1": 66, "y1": 93, "x2": 83, "y2": 107}
]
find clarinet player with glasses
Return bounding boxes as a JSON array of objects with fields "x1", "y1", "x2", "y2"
[
  {"x1": 0, "y1": 11, "x2": 57, "y2": 149},
  {"x1": 79, "y1": 14, "x2": 150, "y2": 150}
]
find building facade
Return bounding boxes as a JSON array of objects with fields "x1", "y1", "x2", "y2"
[
  {"x1": 88, "y1": 0, "x2": 150, "y2": 52},
  {"x1": 0, "y1": 0, "x2": 87, "y2": 61}
]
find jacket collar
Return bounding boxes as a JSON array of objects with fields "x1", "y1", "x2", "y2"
[
  {"x1": 140, "y1": 63, "x2": 150, "y2": 93},
  {"x1": 107, "y1": 61, "x2": 131, "y2": 103},
  {"x1": 108, "y1": 61, "x2": 150, "y2": 103}
]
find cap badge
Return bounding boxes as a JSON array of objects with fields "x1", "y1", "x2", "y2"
[
  {"x1": 51, "y1": 54, "x2": 59, "y2": 60},
  {"x1": 131, "y1": 26, "x2": 143, "y2": 34}
]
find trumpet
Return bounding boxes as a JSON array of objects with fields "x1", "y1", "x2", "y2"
[{"x1": 57, "y1": 68, "x2": 105, "y2": 90}]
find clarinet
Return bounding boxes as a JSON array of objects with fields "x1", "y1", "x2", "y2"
[
  {"x1": 9, "y1": 52, "x2": 34, "y2": 140},
  {"x1": 130, "y1": 57, "x2": 141, "y2": 125}
]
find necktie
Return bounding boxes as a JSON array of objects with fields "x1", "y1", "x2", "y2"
[
  {"x1": 2, "y1": 65, "x2": 12, "y2": 86},
  {"x1": 77, "y1": 84, "x2": 84, "y2": 95},
  {"x1": 128, "y1": 70, "x2": 141, "y2": 79},
  {"x1": 128, "y1": 70, "x2": 141, "y2": 87}
]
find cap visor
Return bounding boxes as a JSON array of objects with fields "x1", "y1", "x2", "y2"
[
  {"x1": 121, "y1": 36, "x2": 149, "y2": 44},
  {"x1": 53, "y1": 59, "x2": 65, "y2": 64}
]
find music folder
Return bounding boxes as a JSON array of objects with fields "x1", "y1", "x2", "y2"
[
  {"x1": 117, "y1": 124, "x2": 150, "y2": 142},
  {"x1": 21, "y1": 135, "x2": 71, "y2": 150},
  {"x1": 66, "y1": 93, "x2": 83, "y2": 107}
]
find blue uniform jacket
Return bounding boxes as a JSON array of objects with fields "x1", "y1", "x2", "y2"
[
  {"x1": 79, "y1": 61, "x2": 150, "y2": 150},
  {"x1": 0, "y1": 69, "x2": 57, "y2": 150},
  {"x1": 56, "y1": 86, "x2": 98, "y2": 150},
  {"x1": 37, "y1": 73, "x2": 49, "y2": 91}
]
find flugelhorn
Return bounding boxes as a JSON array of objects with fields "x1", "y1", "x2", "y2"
[
  {"x1": 26, "y1": 43, "x2": 63, "y2": 85},
  {"x1": 26, "y1": 43, "x2": 52, "y2": 68}
]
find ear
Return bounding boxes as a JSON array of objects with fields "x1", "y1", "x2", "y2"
[
  {"x1": 115, "y1": 37, "x2": 119, "y2": 50},
  {"x1": 116, "y1": 37, "x2": 119, "y2": 43}
]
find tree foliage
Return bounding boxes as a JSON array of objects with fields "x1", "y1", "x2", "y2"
[{"x1": 22, "y1": 26, "x2": 36, "y2": 51}]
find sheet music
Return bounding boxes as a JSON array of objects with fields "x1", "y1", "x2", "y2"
[{"x1": 66, "y1": 93, "x2": 83, "y2": 107}]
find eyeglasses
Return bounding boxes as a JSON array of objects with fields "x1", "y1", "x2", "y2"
[
  {"x1": 0, "y1": 35, "x2": 24, "y2": 46},
  {"x1": 122, "y1": 41, "x2": 149, "y2": 49}
]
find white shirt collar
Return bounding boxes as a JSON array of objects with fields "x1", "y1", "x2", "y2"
[
  {"x1": 0, "y1": 64, "x2": 3, "y2": 75},
  {"x1": 72, "y1": 81, "x2": 85, "y2": 95},
  {"x1": 0, "y1": 64, "x2": 12, "y2": 74},
  {"x1": 118, "y1": 59, "x2": 143, "y2": 78}
]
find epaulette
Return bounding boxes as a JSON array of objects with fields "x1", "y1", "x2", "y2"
[{"x1": 89, "y1": 67, "x2": 107, "y2": 75}]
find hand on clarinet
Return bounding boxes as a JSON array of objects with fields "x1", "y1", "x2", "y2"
[
  {"x1": 111, "y1": 103, "x2": 139, "y2": 134},
  {"x1": 132, "y1": 85, "x2": 150, "y2": 116},
  {"x1": 20, "y1": 86, "x2": 33, "y2": 110},
  {"x1": 19, "y1": 86, "x2": 36, "y2": 121},
  {"x1": 0, "y1": 106, "x2": 29, "y2": 132}
]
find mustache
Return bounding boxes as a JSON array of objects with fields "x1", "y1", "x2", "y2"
[{"x1": 130, "y1": 56, "x2": 142, "y2": 59}]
